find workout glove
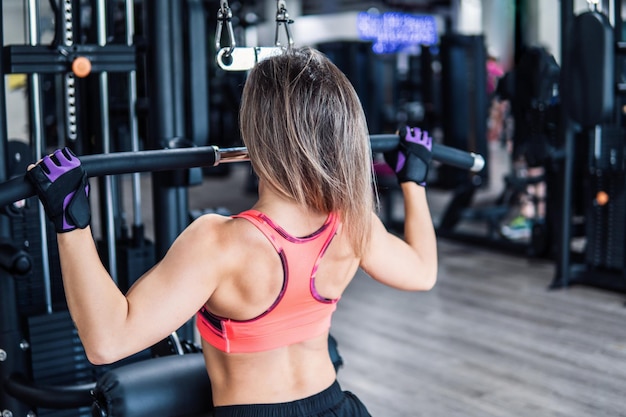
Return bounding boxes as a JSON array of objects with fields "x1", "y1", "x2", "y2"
[
  {"x1": 384, "y1": 126, "x2": 433, "y2": 186},
  {"x1": 27, "y1": 147, "x2": 91, "y2": 233}
]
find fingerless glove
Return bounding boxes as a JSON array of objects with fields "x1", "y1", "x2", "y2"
[
  {"x1": 27, "y1": 147, "x2": 91, "y2": 233},
  {"x1": 384, "y1": 126, "x2": 433, "y2": 186}
]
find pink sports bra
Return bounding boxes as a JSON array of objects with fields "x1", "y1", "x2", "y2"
[{"x1": 196, "y1": 209, "x2": 340, "y2": 353}]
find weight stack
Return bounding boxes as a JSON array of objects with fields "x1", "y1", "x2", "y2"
[
  {"x1": 585, "y1": 126, "x2": 626, "y2": 273},
  {"x1": 8, "y1": 197, "x2": 66, "y2": 315},
  {"x1": 586, "y1": 172, "x2": 625, "y2": 271},
  {"x1": 28, "y1": 311, "x2": 94, "y2": 417}
]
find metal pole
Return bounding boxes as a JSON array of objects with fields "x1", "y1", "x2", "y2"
[
  {"x1": 0, "y1": 4, "x2": 8, "y2": 190},
  {"x1": 126, "y1": 0, "x2": 142, "y2": 229},
  {"x1": 187, "y1": 0, "x2": 209, "y2": 147},
  {"x1": 96, "y1": 0, "x2": 118, "y2": 283},
  {"x1": 26, "y1": 0, "x2": 54, "y2": 313},
  {"x1": 170, "y1": 0, "x2": 189, "y2": 234},
  {"x1": 0, "y1": 0, "x2": 8, "y2": 241},
  {"x1": 171, "y1": 1, "x2": 185, "y2": 140},
  {"x1": 611, "y1": 0, "x2": 621, "y2": 123},
  {"x1": 1, "y1": 5, "x2": 33, "y2": 416},
  {"x1": 148, "y1": 0, "x2": 186, "y2": 260},
  {"x1": 553, "y1": 0, "x2": 575, "y2": 288}
]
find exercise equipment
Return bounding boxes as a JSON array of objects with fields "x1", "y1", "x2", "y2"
[
  {"x1": 438, "y1": 34, "x2": 489, "y2": 189},
  {"x1": 416, "y1": 34, "x2": 561, "y2": 256},
  {"x1": 553, "y1": 0, "x2": 626, "y2": 292},
  {"x1": 90, "y1": 334, "x2": 344, "y2": 417},
  {"x1": 215, "y1": 0, "x2": 293, "y2": 72},
  {"x1": 0, "y1": 137, "x2": 484, "y2": 208},
  {"x1": 91, "y1": 353, "x2": 212, "y2": 417},
  {"x1": 0, "y1": 2, "x2": 485, "y2": 415},
  {"x1": 0, "y1": 2, "x2": 173, "y2": 415},
  {"x1": 561, "y1": 8, "x2": 615, "y2": 128}
]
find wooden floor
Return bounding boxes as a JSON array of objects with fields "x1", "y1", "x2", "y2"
[{"x1": 332, "y1": 241, "x2": 626, "y2": 417}]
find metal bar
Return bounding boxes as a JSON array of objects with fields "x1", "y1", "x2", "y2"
[
  {"x1": 0, "y1": 0, "x2": 8, "y2": 187},
  {"x1": 553, "y1": 0, "x2": 576, "y2": 288},
  {"x1": 187, "y1": 0, "x2": 210, "y2": 146},
  {"x1": 148, "y1": 0, "x2": 185, "y2": 261},
  {"x1": 96, "y1": 0, "x2": 117, "y2": 283},
  {"x1": 4, "y1": 44, "x2": 135, "y2": 74},
  {"x1": 125, "y1": 0, "x2": 142, "y2": 228},
  {"x1": 26, "y1": 0, "x2": 54, "y2": 314},
  {"x1": 169, "y1": 0, "x2": 189, "y2": 253},
  {"x1": 0, "y1": 138, "x2": 484, "y2": 207},
  {"x1": 171, "y1": 1, "x2": 185, "y2": 140}
]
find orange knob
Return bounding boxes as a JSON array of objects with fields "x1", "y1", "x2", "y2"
[
  {"x1": 596, "y1": 191, "x2": 609, "y2": 206},
  {"x1": 72, "y1": 56, "x2": 92, "y2": 78}
]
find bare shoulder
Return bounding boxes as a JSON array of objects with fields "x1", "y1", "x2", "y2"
[
  {"x1": 186, "y1": 213, "x2": 232, "y2": 235},
  {"x1": 182, "y1": 213, "x2": 272, "y2": 261}
]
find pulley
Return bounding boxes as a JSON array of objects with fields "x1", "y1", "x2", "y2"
[{"x1": 216, "y1": 0, "x2": 294, "y2": 71}]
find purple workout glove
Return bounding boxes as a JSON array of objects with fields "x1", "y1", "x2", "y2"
[
  {"x1": 384, "y1": 126, "x2": 433, "y2": 186},
  {"x1": 26, "y1": 147, "x2": 91, "y2": 233}
]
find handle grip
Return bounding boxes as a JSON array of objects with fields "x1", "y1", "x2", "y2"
[
  {"x1": 0, "y1": 146, "x2": 222, "y2": 208},
  {"x1": 369, "y1": 134, "x2": 485, "y2": 173}
]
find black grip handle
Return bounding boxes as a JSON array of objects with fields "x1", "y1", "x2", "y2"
[
  {"x1": 0, "y1": 147, "x2": 219, "y2": 208},
  {"x1": 370, "y1": 134, "x2": 485, "y2": 173},
  {"x1": 0, "y1": 137, "x2": 485, "y2": 207}
]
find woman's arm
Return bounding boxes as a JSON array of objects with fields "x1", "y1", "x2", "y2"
[
  {"x1": 57, "y1": 216, "x2": 223, "y2": 365},
  {"x1": 360, "y1": 126, "x2": 438, "y2": 291},
  {"x1": 26, "y1": 148, "x2": 223, "y2": 365},
  {"x1": 360, "y1": 183, "x2": 437, "y2": 291}
]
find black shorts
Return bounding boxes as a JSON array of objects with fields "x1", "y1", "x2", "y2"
[{"x1": 212, "y1": 380, "x2": 372, "y2": 417}]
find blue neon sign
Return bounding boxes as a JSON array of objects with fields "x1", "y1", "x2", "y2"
[{"x1": 357, "y1": 12, "x2": 438, "y2": 54}]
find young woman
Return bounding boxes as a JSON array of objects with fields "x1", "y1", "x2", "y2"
[{"x1": 27, "y1": 47, "x2": 437, "y2": 417}]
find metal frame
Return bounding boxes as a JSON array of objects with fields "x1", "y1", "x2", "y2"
[
  {"x1": 552, "y1": 0, "x2": 626, "y2": 292},
  {"x1": 0, "y1": 1, "x2": 141, "y2": 415}
]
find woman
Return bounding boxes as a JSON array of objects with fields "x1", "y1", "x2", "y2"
[{"x1": 27, "y1": 47, "x2": 437, "y2": 416}]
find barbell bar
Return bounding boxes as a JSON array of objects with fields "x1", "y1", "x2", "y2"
[{"x1": 0, "y1": 135, "x2": 484, "y2": 207}]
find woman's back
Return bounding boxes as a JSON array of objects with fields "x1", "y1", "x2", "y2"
[{"x1": 197, "y1": 194, "x2": 361, "y2": 405}]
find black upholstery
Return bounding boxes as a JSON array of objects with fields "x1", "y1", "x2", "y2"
[
  {"x1": 91, "y1": 336, "x2": 342, "y2": 416},
  {"x1": 91, "y1": 353, "x2": 213, "y2": 417},
  {"x1": 562, "y1": 10, "x2": 615, "y2": 127}
]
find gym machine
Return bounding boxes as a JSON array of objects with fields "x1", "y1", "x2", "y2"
[
  {"x1": 0, "y1": 1, "x2": 147, "y2": 416},
  {"x1": 0, "y1": 0, "x2": 221, "y2": 415},
  {"x1": 0, "y1": 1, "x2": 484, "y2": 416},
  {"x1": 417, "y1": 28, "x2": 561, "y2": 258},
  {"x1": 553, "y1": 0, "x2": 626, "y2": 292}
]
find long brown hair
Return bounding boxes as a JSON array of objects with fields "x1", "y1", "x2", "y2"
[{"x1": 240, "y1": 47, "x2": 375, "y2": 256}]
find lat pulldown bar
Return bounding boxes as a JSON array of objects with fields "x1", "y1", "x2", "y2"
[{"x1": 0, "y1": 136, "x2": 484, "y2": 208}]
